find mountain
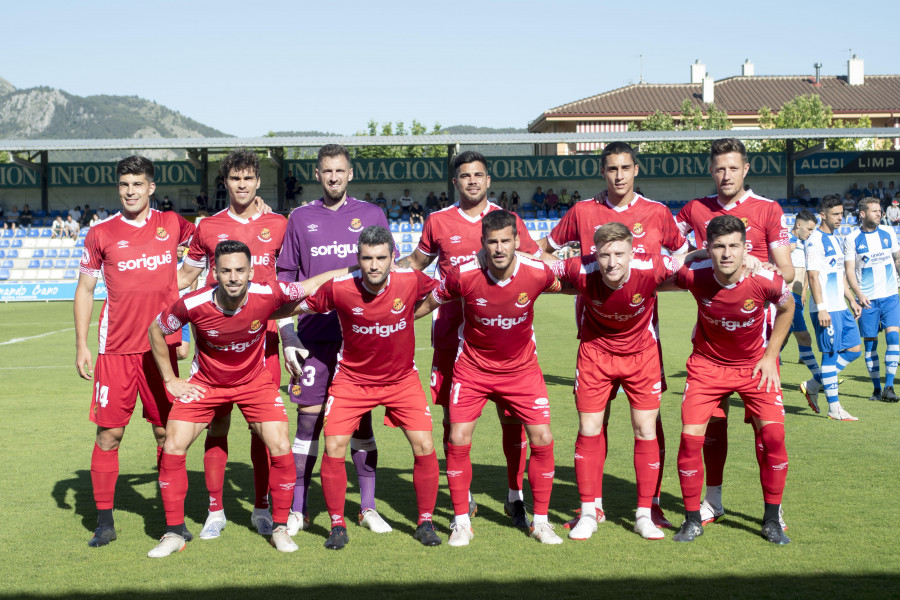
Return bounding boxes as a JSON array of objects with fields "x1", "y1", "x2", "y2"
[{"x1": 0, "y1": 78, "x2": 230, "y2": 160}]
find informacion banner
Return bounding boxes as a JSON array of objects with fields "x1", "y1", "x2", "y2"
[
  {"x1": 0, "y1": 281, "x2": 108, "y2": 302},
  {"x1": 0, "y1": 162, "x2": 200, "y2": 188},
  {"x1": 794, "y1": 151, "x2": 900, "y2": 175}
]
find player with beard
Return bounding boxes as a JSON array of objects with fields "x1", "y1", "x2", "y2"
[
  {"x1": 396, "y1": 150, "x2": 540, "y2": 528},
  {"x1": 295, "y1": 226, "x2": 441, "y2": 549},
  {"x1": 277, "y1": 144, "x2": 395, "y2": 535}
]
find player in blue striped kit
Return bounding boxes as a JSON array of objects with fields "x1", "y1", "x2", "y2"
[{"x1": 843, "y1": 197, "x2": 900, "y2": 403}]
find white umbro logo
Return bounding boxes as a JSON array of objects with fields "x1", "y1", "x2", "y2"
[
  {"x1": 352, "y1": 307, "x2": 364, "y2": 315},
  {"x1": 475, "y1": 298, "x2": 488, "y2": 306},
  {"x1": 217, "y1": 233, "x2": 229, "y2": 240},
  {"x1": 450, "y1": 235, "x2": 462, "y2": 244},
  {"x1": 772, "y1": 462, "x2": 789, "y2": 471},
  {"x1": 447, "y1": 470, "x2": 463, "y2": 477},
  {"x1": 208, "y1": 330, "x2": 219, "y2": 337},
  {"x1": 117, "y1": 240, "x2": 129, "y2": 248},
  {"x1": 308, "y1": 224, "x2": 319, "y2": 232}
]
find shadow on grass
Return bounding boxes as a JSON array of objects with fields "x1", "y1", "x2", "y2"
[{"x1": 4, "y1": 575, "x2": 897, "y2": 600}]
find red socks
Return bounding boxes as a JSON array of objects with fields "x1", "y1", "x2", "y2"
[
  {"x1": 677, "y1": 433, "x2": 705, "y2": 512},
  {"x1": 445, "y1": 443, "x2": 472, "y2": 516},
  {"x1": 528, "y1": 441, "x2": 555, "y2": 515},
  {"x1": 596, "y1": 426, "x2": 608, "y2": 497},
  {"x1": 90, "y1": 444, "x2": 119, "y2": 511},
  {"x1": 703, "y1": 418, "x2": 728, "y2": 487},
  {"x1": 250, "y1": 432, "x2": 271, "y2": 509},
  {"x1": 268, "y1": 453, "x2": 295, "y2": 524},
  {"x1": 203, "y1": 435, "x2": 228, "y2": 512},
  {"x1": 413, "y1": 451, "x2": 439, "y2": 524},
  {"x1": 758, "y1": 424, "x2": 788, "y2": 505},
  {"x1": 574, "y1": 433, "x2": 601, "y2": 503},
  {"x1": 655, "y1": 418, "x2": 666, "y2": 498},
  {"x1": 320, "y1": 454, "x2": 348, "y2": 528},
  {"x1": 159, "y1": 452, "x2": 188, "y2": 526},
  {"x1": 634, "y1": 438, "x2": 660, "y2": 509},
  {"x1": 501, "y1": 422, "x2": 527, "y2": 493}
]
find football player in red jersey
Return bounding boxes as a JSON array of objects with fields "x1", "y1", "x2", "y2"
[
  {"x1": 147, "y1": 240, "x2": 344, "y2": 557},
  {"x1": 176, "y1": 149, "x2": 288, "y2": 539},
  {"x1": 397, "y1": 151, "x2": 540, "y2": 528},
  {"x1": 416, "y1": 210, "x2": 564, "y2": 546},
  {"x1": 74, "y1": 156, "x2": 195, "y2": 548},
  {"x1": 672, "y1": 215, "x2": 793, "y2": 545},
  {"x1": 675, "y1": 138, "x2": 793, "y2": 527}
]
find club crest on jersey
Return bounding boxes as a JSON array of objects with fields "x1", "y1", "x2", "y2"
[
  {"x1": 741, "y1": 299, "x2": 756, "y2": 313},
  {"x1": 155, "y1": 227, "x2": 169, "y2": 241},
  {"x1": 258, "y1": 228, "x2": 272, "y2": 242},
  {"x1": 391, "y1": 298, "x2": 405, "y2": 314},
  {"x1": 629, "y1": 293, "x2": 644, "y2": 307},
  {"x1": 80, "y1": 249, "x2": 91, "y2": 264},
  {"x1": 249, "y1": 319, "x2": 263, "y2": 333},
  {"x1": 291, "y1": 384, "x2": 301, "y2": 396},
  {"x1": 348, "y1": 218, "x2": 363, "y2": 232},
  {"x1": 740, "y1": 217, "x2": 752, "y2": 232},
  {"x1": 515, "y1": 292, "x2": 530, "y2": 308},
  {"x1": 166, "y1": 314, "x2": 181, "y2": 332},
  {"x1": 632, "y1": 222, "x2": 646, "y2": 238}
]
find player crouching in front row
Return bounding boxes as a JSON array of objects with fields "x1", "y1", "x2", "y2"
[{"x1": 147, "y1": 240, "x2": 344, "y2": 557}]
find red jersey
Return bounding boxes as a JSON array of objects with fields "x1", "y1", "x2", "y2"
[
  {"x1": 299, "y1": 269, "x2": 437, "y2": 385},
  {"x1": 80, "y1": 209, "x2": 195, "y2": 354},
  {"x1": 184, "y1": 209, "x2": 287, "y2": 285},
  {"x1": 675, "y1": 261, "x2": 790, "y2": 367},
  {"x1": 156, "y1": 281, "x2": 306, "y2": 387},
  {"x1": 552, "y1": 254, "x2": 677, "y2": 354},
  {"x1": 548, "y1": 191, "x2": 688, "y2": 256},
  {"x1": 433, "y1": 255, "x2": 561, "y2": 375},
  {"x1": 417, "y1": 202, "x2": 540, "y2": 350},
  {"x1": 675, "y1": 190, "x2": 790, "y2": 260}
]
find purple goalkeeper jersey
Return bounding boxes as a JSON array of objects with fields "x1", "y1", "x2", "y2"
[{"x1": 277, "y1": 196, "x2": 394, "y2": 341}]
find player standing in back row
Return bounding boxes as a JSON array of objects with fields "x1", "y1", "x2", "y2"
[{"x1": 277, "y1": 144, "x2": 395, "y2": 535}]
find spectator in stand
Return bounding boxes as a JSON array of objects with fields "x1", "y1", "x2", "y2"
[
  {"x1": 875, "y1": 180, "x2": 887, "y2": 200},
  {"x1": 409, "y1": 201, "x2": 425, "y2": 226},
  {"x1": 388, "y1": 199, "x2": 402, "y2": 220},
  {"x1": 544, "y1": 188, "x2": 558, "y2": 210},
  {"x1": 510, "y1": 191, "x2": 520, "y2": 212},
  {"x1": 284, "y1": 172, "x2": 298, "y2": 207},
  {"x1": 89, "y1": 213, "x2": 101, "y2": 227},
  {"x1": 0, "y1": 204, "x2": 5, "y2": 229},
  {"x1": 8, "y1": 205, "x2": 20, "y2": 230},
  {"x1": 64, "y1": 215, "x2": 80, "y2": 240},
  {"x1": 159, "y1": 195, "x2": 174, "y2": 212},
  {"x1": 571, "y1": 190, "x2": 582, "y2": 203},
  {"x1": 843, "y1": 194, "x2": 857, "y2": 214},
  {"x1": 887, "y1": 181, "x2": 897, "y2": 200},
  {"x1": 848, "y1": 183, "x2": 863, "y2": 201},
  {"x1": 862, "y1": 182, "x2": 876, "y2": 198},
  {"x1": 887, "y1": 199, "x2": 900, "y2": 226},
  {"x1": 194, "y1": 190, "x2": 210, "y2": 212},
  {"x1": 399, "y1": 189, "x2": 414, "y2": 209},
  {"x1": 363, "y1": 193, "x2": 374, "y2": 203},
  {"x1": 215, "y1": 174, "x2": 228, "y2": 210},
  {"x1": 149, "y1": 194, "x2": 159, "y2": 210},
  {"x1": 19, "y1": 204, "x2": 34, "y2": 231},
  {"x1": 68, "y1": 205, "x2": 82, "y2": 222},
  {"x1": 796, "y1": 184, "x2": 812, "y2": 206},
  {"x1": 558, "y1": 188, "x2": 570, "y2": 208},
  {"x1": 532, "y1": 186, "x2": 545, "y2": 209},
  {"x1": 80, "y1": 204, "x2": 95, "y2": 228},
  {"x1": 498, "y1": 191, "x2": 509, "y2": 211},
  {"x1": 96, "y1": 206, "x2": 109, "y2": 220},
  {"x1": 51, "y1": 215, "x2": 65, "y2": 238},
  {"x1": 425, "y1": 191, "x2": 440, "y2": 214},
  {"x1": 375, "y1": 192, "x2": 388, "y2": 208},
  {"x1": 487, "y1": 191, "x2": 497, "y2": 205},
  {"x1": 439, "y1": 192, "x2": 450, "y2": 208}
]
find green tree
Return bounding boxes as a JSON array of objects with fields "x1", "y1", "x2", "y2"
[
  {"x1": 353, "y1": 120, "x2": 447, "y2": 158},
  {"x1": 631, "y1": 100, "x2": 732, "y2": 154},
  {"x1": 0, "y1": 151, "x2": 8, "y2": 163}
]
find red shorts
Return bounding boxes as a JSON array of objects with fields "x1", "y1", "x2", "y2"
[
  {"x1": 575, "y1": 344, "x2": 661, "y2": 413},
  {"x1": 449, "y1": 365, "x2": 551, "y2": 425},
  {"x1": 89, "y1": 347, "x2": 177, "y2": 428},
  {"x1": 324, "y1": 372, "x2": 432, "y2": 436},
  {"x1": 430, "y1": 346, "x2": 457, "y2": 407},
  {"x1": 169, "y1": 370, "x2": 288, "y2": 424},
  {"x1": 681, "y1": 354, "x2": 785, "y2": 426},
  {"x1": 264, "y1": 327, "x2": 281, "y2": 388}
]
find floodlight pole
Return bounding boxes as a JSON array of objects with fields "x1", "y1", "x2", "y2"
[{"x1": 786, "y1": 140, "x2": 795, "y2": 204}]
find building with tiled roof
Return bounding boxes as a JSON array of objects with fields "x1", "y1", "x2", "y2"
[{"x1": 529, "y1": 57, "x2": 900, "y2": 155}]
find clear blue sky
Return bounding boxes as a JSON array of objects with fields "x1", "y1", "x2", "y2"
[{"x1": 2, "y1": 0, "x2": 896, "y2": 137}]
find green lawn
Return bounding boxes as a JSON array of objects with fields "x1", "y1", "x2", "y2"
[{"x1": 0, "y1": 295, "x2": 898, "y2": 599}]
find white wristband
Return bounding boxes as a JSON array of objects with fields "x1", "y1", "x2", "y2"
[
  {"x1": 816, "y1": 303, "x2": 827, "y2": 312},
  {"x1": 276, "y1": 317, "x2": 293, "y2": 327}
]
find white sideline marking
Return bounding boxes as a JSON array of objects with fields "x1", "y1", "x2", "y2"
[{"x1": 0, "y1": 327, "x2": 75, "y2": 346}]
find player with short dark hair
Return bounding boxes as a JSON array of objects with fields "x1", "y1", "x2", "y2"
[
  {"x1": 74, "y1": 155, "x2": 196, "y2": 547},
  {"x1": 277, "y1": 144, "x2": 396, "y2": 535},
  {"x1": 148, "y1": 240, "x2": 343, "y2": 557},
  {"x1": 785, "y1": 210, "x2": 821, "y2": 388},
  {"x1": 176, "y1": 148, "x2": 288, "y2": 539},
  {"x1": 416, "y1": 210, "x2": 564, "y2": 546},
  {"x1": 395, "y1": 150, "x2": 541, "y2": 528},
  {"x1": 672, "y1": 215, "x2": 793, "y2": 545},
  {"x1": 294, "y1": 226, "x2": 441, "y2": 549},
  {"x1": 536, "y1": 141, "x2": 685, "y2": 530},
  {"x1": 674, "y1": 137, "x2": 793, "y2": 526}
]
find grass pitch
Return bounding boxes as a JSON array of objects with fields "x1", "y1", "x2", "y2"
[{"x1": 1, "y1": 294, "x2": 898, "y2": 599}]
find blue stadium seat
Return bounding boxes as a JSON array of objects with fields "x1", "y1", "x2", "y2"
[
  {"x1": 40, "y1": 228, "x2": 52, "y2": 237},
  {"x1": 413, "y1": 222, "x2": 423, "y2": 232},
  {"x1": 400, "y1": 222, "x2": 411, "y2": 232},
  {"x1": 389, "y1": 222, "x2": 399, "y2": 233},
  {"x1": 526, "y1": 221, "x2": 536, "y2": 231},
  {"x1": 50, "y1": 210, "x2": 61, "y2": 218},
  {"x1": 0, "y1": 260, "x2": 12, "y2": 268},
  {"x1": 401, "y1": 243, "x2": 413, "y2": 254},
  {"x1": 27, "y1": 229, "x2": 39, "y2": 237},
  {"x1": 0, "y1": 239, "x2": 8, "y2": 247},
  {"x1": 71, "y1": 248, "x2": 83, "y2": 258},
  {"x1": 402, "y1": 233, "x2": 413, "y2": 243},
  {"x1": 15, "y1": 229, "x2": 25, "y2": 237},
  {"x1": 11, "y1": 239, "x2": 23, "y2": 248},
  {"x1": 67, "y1": 259, "x2": 80, "y2": 268},
  {"x1": 32, "y1": 249, "x2": 44, "y2": 258},
  {"x1": 58, "y1": 249, "x2": 70, "y2": 258},
  {"x1": 536, "y1": 210, "x2": 547, "y2": 219},
  {"x1": 521, "y1": 203, "x2": 534, "y2": 211},
  {"x1": 27, "y1": 259, "x2": 39, "y2": 269},
  {"x1": 0, "y1": 268, "x2": 9, "y2": 281},
  {"x1": 6, "y1": 249, "x2": 17, "y2": 258},
  {"x1": 538, "y1": 221, "x2": 549, "y2": 231},
  {"x1": 64, "y1": 270, "x2": 77, "y2": 279},
  {"x1": 2, "y1": 229, "x2": 13, "y2": 238},
  {"x1": 41, "y1": 259, "x2": 53, "y2": 268},
  {"x1": 559, "y1": 208, "x2": 568, "y2": 217},
  {"x1": 521, "y1": 211, "x2": 536, "y2": 219},
  {"x1": 0, "y1": 250, "x2": 4, "y2": 258},
  {"x1": 35, "y1": 210, "x2": 46, "y2": 218},
  {"x1": 54, "y1": 259, "x2": 67, "y2": 268},
  {"x1": 45, "y1": 249, "x2": 58, "y2": 258},
  {"x1": 74, "y1": 239, "x2": 84, "y2": 247},
  {"x1": 548, "y1": 209, "x2": 559, "y2": 219}
]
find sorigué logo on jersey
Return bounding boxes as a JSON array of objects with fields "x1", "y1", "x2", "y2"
[
  {"x1": 349, "y1": 218, "x2": 363, "y2": 232},
  {"x1": 629, "y1": 293, "x2": 644, "y2": 307},
  {"x1": 155, "y1": 227, "x2": 169, "y2": 241},
  {"x1": 249, "y1": 319, "x2": 263, "y2": 333},
  {"x1": 741, "y1": 299, "x2": 756, "y2": 313},
  {"x1": 632, "y1": 222, "x2": 646, "y2": 238},
  {"x1": 258, "y1": 228, "x2": 272, "y2": 242},
  {"x1": 391, "y1": 298, "x2": 405, "y2": 314},
  {"x1": 515, "y1": 292, "x2": 530, "y2": 308}
]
